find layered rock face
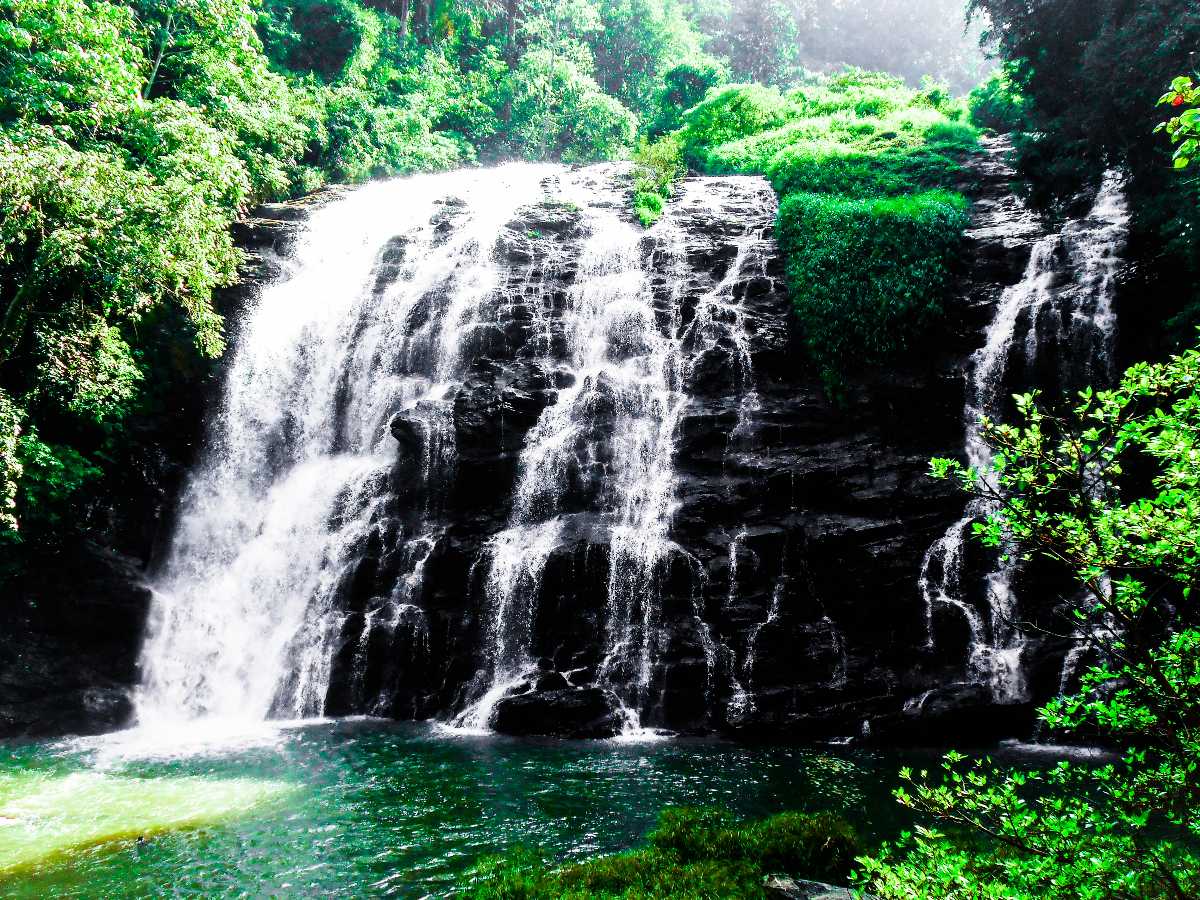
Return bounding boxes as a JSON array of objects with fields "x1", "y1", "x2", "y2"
[{"x1": 1, "y1": 145, "x2": 1129, "y2": 741}]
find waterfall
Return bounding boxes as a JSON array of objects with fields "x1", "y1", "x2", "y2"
[
  {"x1": 136, "y1": 163, "x2": 781, "y2": 736},
  {"x1": 919, "y1": 171, "x2": 1129, "y2": 703},
  {"x1": 136, "y1": 165, "x2": 556, "y2": 727},
  {"x1": 458, "y1": 174, "x2": 773, "y2": 733}
]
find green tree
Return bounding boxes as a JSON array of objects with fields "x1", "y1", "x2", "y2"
[
  {"x1": 857, "y1": 343, "x2": 1200, "y2": 898},
  {"x1": 587, "y1": 0, "x2": 702, "y2": 115},
  {"x1": 0, "y1": 390, "x2": 21, "y2": 538},
  {"x1": 966, "y1": 0, "x2": 1200, "y2": 341},
  {"x1": 693, "y1": 0, "x2": 812, "y2": 86},
  {"x1": 649, "y1": 57, "x2": 727, "y2": 136},
  {"x1": 498, "y1": 47, "x2": 636, "y2": 161}
]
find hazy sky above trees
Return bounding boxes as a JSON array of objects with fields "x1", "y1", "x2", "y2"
[{"x1": 695, "y1": 0, "x2": 988, "y2": 92}]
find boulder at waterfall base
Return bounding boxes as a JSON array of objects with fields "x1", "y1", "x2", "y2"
[{"x1": 490, "y1": 687, "x2": 625, "y2": 739}]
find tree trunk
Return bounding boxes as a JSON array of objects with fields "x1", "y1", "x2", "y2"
[
  {"x1": 141, "y1": 13, "x2": 174, "y2": 102},
  {"x1": 504, "y1": 0, "x2": 520, "y2": 68},
  {"x1": 0, "y1": 282, "x2": 33, "y2": 368},
  {"x1": 415, "y1": 0, "x2": 430, "y2": 44}
]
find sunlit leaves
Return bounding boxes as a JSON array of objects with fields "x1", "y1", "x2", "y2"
[
  {"x1": 1157, "y1": 75, "x2": 1200, "y2": 170},
  {"x1": 0, "y1": 391, "x2": 23, "y2": 539},
  {"x1": 866, "y1": 342, "x2": 1200, "y2": 898},
  {"x1": 631, "y1": 133, "x2": 683, "y2": 226},
  {"x1": 0, "y1": 0, "x2": 142, "y2": 135},
  {"x1": 499, "y1": 47, "x2": 637, "y2": 163},
  {"x1": 33, "y1": 315, "x2": 143, "y2": 425}
]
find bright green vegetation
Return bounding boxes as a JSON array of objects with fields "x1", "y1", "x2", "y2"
[
  {"x1": 968, "y1": 69, "x2": 1025, "y2": 136},
  {"x1": 857, "y1": 342, "x2": 1200, "y2": 898},
  {"x1": 0, "y1": 724, "x2": 904, "y2": 896},
  {"x1": 1159, "y1": 75, "x2": 1200, "y2": 169},
  {"x1": 0, "y1": 771, "x2": 294, "y2": 874},
  {"x1": 664, "y1": 71, "x2": 977, "y2": 389},
  {"x1": 776, "y1": 190, "x2": 968, "y2": 392},
  {"x1": 631, "y1": 135, "x2": 684, "y2": 226},
  {"x1": 462, "y1": 807, "x2": 859, "y2": 899}
]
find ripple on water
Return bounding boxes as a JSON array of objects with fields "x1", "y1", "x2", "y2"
[{"x1": 0, "y1": 721, "x2": 918, "y2": 897}]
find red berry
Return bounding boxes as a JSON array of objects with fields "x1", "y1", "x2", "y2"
[{"x1": 1173, "y1": 95, "x2": 1186, "y2": 107}]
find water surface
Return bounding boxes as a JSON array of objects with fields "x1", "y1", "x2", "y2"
[{"x1": 0, "y1": 720, "x2": 913, "y2": 897}]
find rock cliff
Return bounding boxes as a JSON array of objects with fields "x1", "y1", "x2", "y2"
[{"x1": 0, "y1": 146, "x2": 1124, "y2": 741}]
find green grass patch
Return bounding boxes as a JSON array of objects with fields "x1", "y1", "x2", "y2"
[
  {"x1": 677, "y1": 83, "x2": 795, "y2": 167},
  {"x1": 665, "y1": 69, "x2": 980, "y2": 390},
  {"x1": 459, "y1": 807, "x2": 860, "y2": 899},
  {"x1": 766, "y1": 144, "x2": 964, "y2": 199}
]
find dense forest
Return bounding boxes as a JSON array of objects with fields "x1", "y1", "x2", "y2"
[{"x1": 3, "y1": 0, "x2": 1200, "y2": 897}]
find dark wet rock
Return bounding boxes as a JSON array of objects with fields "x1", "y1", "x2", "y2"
[
  {"x1": 390, "y1": 413, "x2": 426, "y2": 456},
  {"x1": 534, "y1": 671, "x2": 571, "y2": 691},
  {"x1": 873, "y1": 683, "x2": 1037, "y2": 745},
  {"x1": 491, "y1": 686, "x2": 624, "y2": 738},
  {"x1": 0, "y1": 543, "x2": 150, "y2": 737}
]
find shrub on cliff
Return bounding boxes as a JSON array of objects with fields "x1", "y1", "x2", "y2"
[
  {"x1": 460, "y1": 806, "x2": 860, "y2": 898},
  {"x1": 664, "y1": 69, "x2": 978, "y2": 390},
  {"x1": 649, "y1": 58, "x2": 728, "y2": 137},
  {"x1": 677, "y1": 83, "x2": 793, "y2": 167},
  {"x1": 632, "y1": 134, "x2": 685, "y2": 226},
  {"x1": 766, "y1": 143, "x2": 963, "y2": 199},
  {"x1": 776, "y1": 190, "x2": 968, "y2": 393},
  {"x1": 968, "y1": 69, "x2": 1025, "y2": 134}
]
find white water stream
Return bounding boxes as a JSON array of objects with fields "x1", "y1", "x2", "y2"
[
  {"x1": 137, "y1": 165, "x2": 555, "y2": 728},
  {"x1": 138, "y1": 166, "x2": 778, "y2": 737},
  {"x1": 918, "y1": 171, "x2": 1129, "y2": 702}
]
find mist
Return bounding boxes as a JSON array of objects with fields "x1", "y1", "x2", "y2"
[{"x1": 693, "y1": 0, "x2": 989, "y2": 92}]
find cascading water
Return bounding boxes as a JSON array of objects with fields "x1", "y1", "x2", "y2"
[
  {"x1": 137, "y1": 162, "x2": 782, "y2": 737},
  {"x1": 918, "y1": 171, "x2": 1129, "y2": 703},
  {"x1": 458, "y1": 175, "x2": 774, "y2": 733},
  {"x1": 136, "y1": 165, "x2": 555, "y2": 727}
]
